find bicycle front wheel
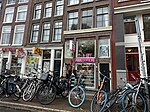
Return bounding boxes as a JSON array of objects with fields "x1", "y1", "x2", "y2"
[
  {"x1": 68, "y1": 86, "x2": 86, "y2": 108},
  {"x1": 36, "y1": 84, "x2": 57, "y2": 105},
  {"x1": 90, "y1": 90, "x2": 107, "y2": 112},
  {"x1": 122, "y1": 89, "x2": 147, "y2": 112}
]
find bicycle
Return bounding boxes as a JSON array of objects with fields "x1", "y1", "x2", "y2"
[
  {"x1": 122, "y1": 76, "x2": 150, "y2": 112},
  {"x1": 90, "y1": 71, "x2": 110, "y2": 112},
  {"x1": 68, "y1": 73, "x2": 86, "y2": 108}
]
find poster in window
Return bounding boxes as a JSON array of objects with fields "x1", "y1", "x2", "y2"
[{"x1": 99, "y1": 45, "x2": 109, "y2": 57}]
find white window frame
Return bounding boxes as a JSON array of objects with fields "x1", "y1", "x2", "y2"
[
  {"x1": 41, "y1": 23, "x2": 50, "y2": 43},
  {"x1": 33, "y1": 4, "x2": 42, "y2": 20},
  {"x1": 30, "y1": 24, "x2": 40, "y2": 43},
  {"x1": 44, "y1": 2, "x2": 52, "y2": 18},
  {"x1": 12, "y1": 25, "x2": 25, "y2": 45},
  {"x1": 18, "y1": 0, "x2": 29, "y2": 3},
  {"x1": 52, "y1": 21, "x2": 62, "y2": 42},
  {"x1": 16, "y1": 5, "x2": 28, "y2": 22},
  {"x1": 55, "y1": 0, "x2": 64, "y2": 16},
  {"x1": 68, "y1": 0, "x2": 79, "y2": 5},
  {"x1": 81, "y1": 0, "x2": 93, "y2": 3},
  {"x1": 3, "y1": 7, "x2": 14, "y2": 23},
  {"x1": 0, "y1": 26, "x2": 11, "y2": 45},
  {"x1": 7, "y1": 0, "x2": 16, "y2": 5}
]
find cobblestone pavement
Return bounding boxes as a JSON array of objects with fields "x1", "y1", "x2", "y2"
[{"x1": 0, "y1": 96, "x2": 91, "y2": 112}]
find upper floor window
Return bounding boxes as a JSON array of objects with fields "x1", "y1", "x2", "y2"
[
  {"x1": 96, "y1": 7, "x2": 109, "y2": 27},
  {"x1": 44, "y1": 2, "x2": 52, "y2": 18},
  {"x1": 55, "y1": 0, "x2": 64, "y2": 16},
  {"x1": 41, "y1": 23, "x2": 50, "y2": 43},
  {"x1": 18, "y1": 0, "x2": 29, "y2": 3},
  {"x1": 53, "y1": 21, "x2": 62, "y2": 42},
  {"x1": 4, "y1": 7, "x2": 14, "y2": 23},
  {"x1": 143, "y1": 14, "x2": 150, "y2": 40},
  {"x1": 81, "y1": 9, "x2": 92, "y2": 29},
  {"x1": 68, "y1": 0, "x2": 79, "y2": 5},
  {"x1": 33, "y1": 4, "x2": 41, "y2": 19},
  {"x1": 124, "y1": 16, "x2": 136, "y2": 34},
  {"x1": 13, "y1": 25, "x2": 25, "y2": 45},
  {"x1": 81, "y1": 0, "x2": 93, "y2": 3},
  {"x1": 68, "y1": 11, "x2": 78, "y2": 30},
  {"x1": 7, "y1": 0, "x2": 16, "y2": 4},
  {"x1": 16, "y1": 5, "x2": 28, "y2": 21},
  {"x1": 1, "y1": 26, "x2": 11, "y2": 44},
  {"x1": 30, "y1": 24, "x2": 39, "y2": 43}
]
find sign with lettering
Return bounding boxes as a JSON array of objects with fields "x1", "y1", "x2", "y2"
[{"x1": 75, "y1": 58, "x2": 95, "y2": 63}]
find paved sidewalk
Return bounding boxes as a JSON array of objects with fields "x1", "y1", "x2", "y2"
[{"x1": 0, "y1": 96, "x2": 91, "y2": 112}]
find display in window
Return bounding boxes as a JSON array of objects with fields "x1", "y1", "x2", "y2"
[{"x1": 99, "y1": 45, "x2": 109, "y2": 57}]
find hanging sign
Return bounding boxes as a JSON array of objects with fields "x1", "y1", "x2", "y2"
[
  {"x1": 32, "y1": 47, "x2": 42, "y2": 55},
  {"x1": 15, "y1": 48, "x2": 26, "y2": 58}
]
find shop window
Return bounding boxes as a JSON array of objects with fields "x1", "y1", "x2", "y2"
[
  {"x1": 143, "y1": 14, "x2": 150, "y2": 40},
  {"x1": 124, "y1": 16, "x2": 136, "y2": 34},
  {"x1": 81, "y1": 9, "x2": 92, "y2": 29},
  {"x1": 65, "y1": 40, "x2": 73, "y2": 58},
  {"x1": 42, "y1": 50, "x2": 51, "y2": 72},
  {"x1": 11, "y1": 54, "x2": 22, "y2": 74},
  {"x1": 76, "y1": 63, "x2": 94, "y2": 87},
  {"x1": 68, "y1": 11, "x2": 78, "y2": 30},
  {"x1": 77, "y1": 39, "x2": 95, "y2": 57},
  {"x1": 26, "y1": 51, "x2": 39, "y2": 73},
  {"x1": 96, "y1": 7, "x2": 109, "y2": 27},
  {"x1": 99, "y1": 39, "x2": 110, "y2": 58}
]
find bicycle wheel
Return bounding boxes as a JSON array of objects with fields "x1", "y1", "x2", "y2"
[
  {"x1": 61, "y1": 81, "x2": 69, "y2": 97},
  {"x1": 90, "y1": 90, "x2": 107, "y2": 112},
  {"x1": 11, "y1": 84, "x2": 21, "y2": 101},
  {"x1": 122, "y1": 89, "x2": 147, "y2": 112},
  {"x1": 36, "y1": 84, "x2": 57, "y2": 105},
  {"x1": 22, "y1": 82, "x2": 36, "y2": 102},
  {"x1": 68, "y1": 86, "x2": 86, "y2": 108}
]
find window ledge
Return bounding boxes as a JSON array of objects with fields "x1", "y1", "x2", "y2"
[{"x1": 118, "y1": 0, "x2": 129, "y2": 3}]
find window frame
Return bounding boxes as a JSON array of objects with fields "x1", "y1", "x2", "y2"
[
  {"x1": 44, "y1": 2, "x2": 52, "y2": 18},
  {"x1": 30, "y1": 24, "x2": 40, "y2": 43},
  {"x1": 13, "y1": 25, "x2": 25, "y2": 45},
  {"x1": 143, "y1": 14, "x2": 150, "y2": 41},
  {"x1": 68, "y1": 11, "x2": 78, "y2": 31},
  {"x1": 41, "y1": 23, "x2": 50, "y2": 43},
  {"x1": 16, "y1": 5, "x2": 28, "y2": 22},
  {"x1": 53, "y1": 21, "x2": 62, "y2": 42},
  {"x1": 1, "y1": 26, "x2": 11, "y2": 45},
  {"x1": 68, "y1": 0, "x2": 79, "y2": 5},
  {"x1": 33, "y1": 4, "x2": 42, "y2": 20},
  {"x1": 7, "y1": 0, "x2": 16, "y2": 5},
  {"x1": 55, "y1": 0, "x2": 64, "y2": 16},
  {"x1": 3, "y1": 7, "x2": 15, "y2": 23}
]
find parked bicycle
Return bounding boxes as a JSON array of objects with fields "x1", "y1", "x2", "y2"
[
  {"x1": 122, "y1": 75, "x2": 150, "y2": 112},
  {"x1": 0, "y1": 69, "x2": 21, "y2": 101},
  {"x1": 68, "y1": 73, "x2": 86, "y2": 108}
]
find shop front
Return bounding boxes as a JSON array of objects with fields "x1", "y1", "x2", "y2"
[{"x1": 64, "y1": 36, "x2": 111, "y2": 90}]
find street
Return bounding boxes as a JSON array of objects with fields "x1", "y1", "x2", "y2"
[{"x1": 0, "y1": 106, "x2": 31, "y2": 112}]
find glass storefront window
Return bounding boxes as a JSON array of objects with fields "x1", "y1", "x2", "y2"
[
  {"x1": 77, "y1": 39, "x2": 95, "y2": 57},
  {"x1": 76, "y1": 63, "x2": 94, "y2": 87},
  {"x1": 26, "y1": 51, "x2": 39, "y2": 73},
  {"x1": 11, "y1": 54, "x2": 22, "y2": 74},
  {"x1": 42, "y1": 50, "x2": 51, "y2": 72},
  {"x1": 99, "y1": 39, "x2": 110, "y2": 58},
  {"x1": 65, "y1": 40, "x2": 73, "y2": 58}
]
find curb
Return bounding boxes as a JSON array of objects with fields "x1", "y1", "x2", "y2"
[{"x1": 0, "y1": 101, "x2": 72, "y2": 112}]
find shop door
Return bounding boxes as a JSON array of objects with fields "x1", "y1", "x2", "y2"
[
  {"x1": 126, "y1": 54, "x2": 140, "y2": 81},
  {"x1": 100, "y1": 63, "x2": 110, "y2": 92}
]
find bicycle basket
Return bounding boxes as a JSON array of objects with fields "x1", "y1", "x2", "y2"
[{"x1": 39, "y1": 73, "x2": 49, "y2": 80}]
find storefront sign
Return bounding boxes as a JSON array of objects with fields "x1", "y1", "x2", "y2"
[
  {"x1": 32, "y1": 47, "x2": 42, "y2": 55},
  {"x1": 2, "y1": 48, "x2": 23, "y2": 52},
  {"x1": 16, "y1": 48, "x2": 25, "y2": 58},
  {"x1": 75, "y1": 58, "x2": 95, "y2": 63}
]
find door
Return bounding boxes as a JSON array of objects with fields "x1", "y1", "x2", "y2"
[
  {"x1": 126, "y1": 54, "x2": 140, "y2": 81},
  {"x1": 2, "y1": 58, "x2": 8, "y2": 72},
  {"x1": 99, "y1": 63, "x2": 110, "y2": 92}
]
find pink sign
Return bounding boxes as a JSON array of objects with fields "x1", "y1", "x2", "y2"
[{"x1": 75, "y1": 58, "x2": 95, "y2": 63}]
